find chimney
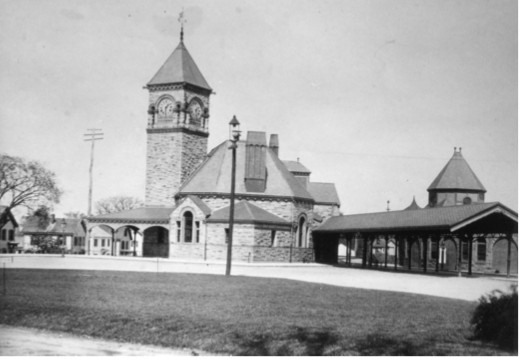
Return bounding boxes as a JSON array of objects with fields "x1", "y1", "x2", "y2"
[
  {"x1": 269, "y1": 134, "x2": 279, "y2": 156},
  {"x1": 244, "y1": 131, "x2": 267, "y2": 193}
]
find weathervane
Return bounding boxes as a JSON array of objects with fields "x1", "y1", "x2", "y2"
[{"x1": 178, "y1": 9, "x2": 187, "y2": 41}]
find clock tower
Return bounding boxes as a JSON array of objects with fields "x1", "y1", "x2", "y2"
[{"x1": 144, "y1": 29, "x2": 212, "y2": 206}]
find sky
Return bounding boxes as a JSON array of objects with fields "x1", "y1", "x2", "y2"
[{"x1": 0, "y1": 0, "x2": 517, "y2": 218}]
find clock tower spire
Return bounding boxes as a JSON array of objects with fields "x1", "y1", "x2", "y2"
[{"x1": 144, "y1": 14, "x2": 212, "y2": 206}]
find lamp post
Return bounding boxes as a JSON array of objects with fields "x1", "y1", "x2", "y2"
[
  {"x1": 225, "y1": 115, "x2": 241, "y2": 276},
  {"x1": 61, "y1": 219, "x2": 67, "y2": 258}
]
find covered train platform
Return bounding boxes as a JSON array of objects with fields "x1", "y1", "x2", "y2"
[{"x1": 313, "y1": 202, "x2": 518, "y2": 277}]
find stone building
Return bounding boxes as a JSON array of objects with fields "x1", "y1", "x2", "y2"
[
  {"x1": 314, "y1": 148, "x2": 518, "y2": 275},
  {"x1": 86, "y1": 31, "x2": 340, "y2": 262}
]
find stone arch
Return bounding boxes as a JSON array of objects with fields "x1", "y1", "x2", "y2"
[
  {"x1": 88, "y1": 224, "x2": 115, "y2": 256},
  {"x1": 441, "y1": 237, "x2": 458, "y2": 271},
  {"x1": 143, "y1": 226, "x2": 169, "y2": 258},
  {"x1": 492, "y1": 237, "x2": 518, "y2": 275},
  {"x1": 113, "y1": 225, "x2": 142, "y2": 256}
]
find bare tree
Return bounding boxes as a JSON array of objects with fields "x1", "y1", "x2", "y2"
[
  {"x1": 95, "y1": 196, "x2": 143, "y2": 215},
  {"x1": 0, "y1": 154, "x2": 62, "y2": 228},
  {"x1": 64, "y1": 211, "x2": 86, "y2": 219}
]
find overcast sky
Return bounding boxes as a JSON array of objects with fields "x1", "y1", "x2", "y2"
[{"x1": 0, "y1": 0, "x2": 517, "y2": 217}]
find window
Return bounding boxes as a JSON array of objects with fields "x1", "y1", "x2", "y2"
[
  {"x1": 183, "y1": 211, "x2": 193, "y2": 243},
  {"x1": 271, "y1": 230, "x2": 276, "y2": 247},
  {"x1": 94, "y1": 239, "x2": 98, "y2": 247},
  {"x1": 1, "y1": 229, "x2": 6, "y2": 241},
  {"x1": 8, "y1": 230, "x2": 14, "y2": 241},
  {"x1": 195, "y1": 221, "x2": 200, "y2": 243},
  {"x1": 463, "y1": 197, "x2": 472, "y2": 205},
  {"x1": 297, "y1": 216, "x2": 306, "y2": 247},
  {"x1": 477, "y1": 238, "x2": 487, "y2": 261},
  {"x1": 176, "y1": 221, "x2": 181, "y2": 242},
  {"x1": 101, "y1": 239, "x2": 106, "y2": 247}
]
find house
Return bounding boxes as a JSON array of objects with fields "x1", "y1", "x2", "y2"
[
  {"x1": 21, "y1": 215, "x2": 86, "y2": 254},
  {"x1": 0, "y1": 206, "x2": 19, "y2": 253}
]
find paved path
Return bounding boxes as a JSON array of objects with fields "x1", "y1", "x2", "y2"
[
  {"x1": 0, "y1": 325, "x2": 208, "y2": 356},
  {"x1": 1, "y1": 254, "x2": 517, "y2": 301}
]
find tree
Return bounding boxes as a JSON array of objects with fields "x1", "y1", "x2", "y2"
[
  {"x1": 29, "y1": 205, "x2": 62, "y2": 253},
  {"x1": 95, "y1": 196, "x2": 143, "y2": 215},
  {"x1": 64, "y1": 211, "x2": 86, "y2": 219},
  {"x1": 0, "y1": 154, "x2": 62, "y2": 228}
]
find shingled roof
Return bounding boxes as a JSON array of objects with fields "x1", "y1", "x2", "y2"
[
  {"x1": 307, "y1": 182, "x2": 341, "y2": 205},
  {"x1": 207, "y1": 201, "x2": 290, "y2": 226},
  {"x1": 22, "y1": 217, "x2": 85, "y2": 236},
  {"x1": 147, "y1": 41, "x2": 212, "y2": 91},
  {"x1": 428, "y1": 148, "x2": 486, "y2": 193},
  {"x1": 87, "y1": 207, "x2": 175, "y2": 224},
  {"x1": 179, "y1": 139, "x2": 314, "y2": 202},
  {"x1": 315, "y1": 202, "x2": 517, "y2": 234},
  {"x1": 283, "y1": 160, "x2": 311, "y2": 174}
]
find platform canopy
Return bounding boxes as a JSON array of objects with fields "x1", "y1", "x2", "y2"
[{"x1": 315, "y1": 202, "x2": 517, "y2": 236}]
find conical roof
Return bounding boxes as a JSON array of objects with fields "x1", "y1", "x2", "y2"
[
  {"x1": 404, "y1": 196, "x2": 421, "y2": 210},
  {"x1": 427, "y1": 149, "x2": 486, "y2": 192},
  {"x1": 147, "y1": 41, "x2": 212, "y2": 91}
]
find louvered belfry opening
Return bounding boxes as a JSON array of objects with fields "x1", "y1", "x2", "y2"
[{"x1": 244, "y1": 131, "x2": 267, "y2": 193}]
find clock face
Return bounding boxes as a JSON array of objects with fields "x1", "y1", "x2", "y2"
[
  {"x1": 157, "y1": 98, "x2": 174, "y2": 117},
  {"x1": 188, "y1": 101, "x2": 203, "y2": 121}
]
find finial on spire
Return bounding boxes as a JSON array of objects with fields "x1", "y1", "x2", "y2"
[
  {"x1": 178, "y1": 8, "x2": 187, "y2": 42},
  {"x1": 386, "y1": 200, "x2": 390, "y2": 212}
]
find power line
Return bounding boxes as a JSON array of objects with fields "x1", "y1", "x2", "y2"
[{"x1": 84, "y1": 129, "x2": 104, "y2": 216}]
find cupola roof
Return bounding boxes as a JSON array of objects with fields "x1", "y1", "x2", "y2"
[
  {"x1": 427, "y1": 148, "x2": 486, "y2": 193},
  {"x1": 147, "y1": 40, "x2": 212, "y2": 91}
]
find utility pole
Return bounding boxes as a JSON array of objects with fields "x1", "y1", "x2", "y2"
[{"x1": 83, "y1": 129, "x2": 104, "y2": 216}]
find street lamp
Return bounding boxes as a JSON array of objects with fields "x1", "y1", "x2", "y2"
[
  {"x1": 225, "y1": 115, "x2": 241, "y2": 276},
  {"x1": 61, "y1": 219, "x2": 67, "y2": 258}
]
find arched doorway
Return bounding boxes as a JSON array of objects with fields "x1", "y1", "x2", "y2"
[
  {"x1": 492, "y1": 238, "x2": 518, "y2": 275},
  {"x1": 143, "y1": 226, "x2": 169, "y2": 258},
  {"x1": 443, "y1": 238, "x2": 457, "y2": 271}
]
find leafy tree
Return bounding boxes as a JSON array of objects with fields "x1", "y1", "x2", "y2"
[
  {"x1": 29, "y1": 205, "x2": 62, "y2": 253},
  {"x1": 64, "y1": 211, "x2": 86, "y2": 219},
  {"x1": 95, "y1": 196, "x2": 143, "y2": 215},
  {"x1": 0, "y1": 154, "x2": 62, "y2": 228}
]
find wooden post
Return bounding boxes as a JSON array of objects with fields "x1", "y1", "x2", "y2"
[
  {"x1": 468, "y1": 234, "x2": 473, "y2": 276},
  {"x1": 507, "y1": 232, "x2": 512, "y2": 278},
  {"x1": 348, "y1": 236, "x2": 352, "y2": 267},
  {"x1": 394, "y1": 235, "x2": 399, "y2": 271},
  {"x1": 423, "y1": 236, "x2": 428, "y2": 273},
  {"x1": 362, "y1": 234, "x2": 367, "y2": 268},
  {"x1": 385, "y1": 234, "x2": 388, "y2": 269},
  {"x1": 435, "y1": 235, "x2": 440, "y2": 273},
  {"x1": 408, "y1": 237, "x2": 412, "y2": 270},
  {"x1": 457, "y1": 236, "x2": 462, "y2": 277}
]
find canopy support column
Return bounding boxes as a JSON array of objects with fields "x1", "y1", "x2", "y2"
[
  {"x1": 384, "y1": 234, "x2": 389, "y2": 269},
  {"x1": 435, "y1": 235, "x2": 440, "y2": 273},
  {"x1": 468, "y1": 233, "x2": 473, "y2": 276},
  {"x1": 507, "y1": 232, "x2": 512, "y2": 278},
  {"x1": 408, "y1": 237, "x2": 412, "y2": 270},
  {"x1": 362, "y1": 234, "x2": 367, "y2": 268},
  {"x1": 457, "y1": 236, "x2": 462, "y2": 277},
  {"x1": 394, "y1": 235, "x2": 399, "y2": 271},
  {"x1": 423, "y1": 236, "x2": 428, "y2": 273}
]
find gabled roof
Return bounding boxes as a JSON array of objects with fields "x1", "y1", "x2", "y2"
[
  {"x1": 207, "y1": 201, "x2": 289, "y2": 226},
  {"x1": 307, "y1": 182, "x2": 341, "y2": 205},
  {"x1": 283, "y1": 160, "x2": 311, "y2": 174},
  {"x1": 315, "y1": 202, "x2": 517, "y2": 234},
  {"x1": 0, "y1": 206, "x2": 18, "y2": 228},
  {"x1": 179, "y1": 140, "x2": 314, "y2": 202},
  {"x1": 179, "y1": 195, "x2": 212, "y2": 216},
  {"x1": 87, "y1": 207, "x2": 175, "y2": 224},
  {"x1": 428, "y1": 149, "x2": 486, "y2": 192},
  {"x1": 22, "y1": 217, "x2": 85, "y2": 236},
  {"x1": 147, "y1": 41, "x2": 212, "y2": 91}
]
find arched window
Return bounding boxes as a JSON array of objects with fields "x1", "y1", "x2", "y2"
[
  {"x1": 463, "y1": 197, "x2": 472, "y2": 205},
  {"x1": 183, "y1": 211, "x2": 193, "y2": 243},
  {"x1": 297, "y1": 216, "x2": 306, "y2": 247}
]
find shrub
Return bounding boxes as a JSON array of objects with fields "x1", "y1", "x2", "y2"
[{"x1": 471, "y1": 285, "x2": 517, "y2": 351}]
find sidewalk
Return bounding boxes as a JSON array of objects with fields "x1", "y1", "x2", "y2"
[{"x1": 1, "y1": 254, "x2": 517, "y2": 301}]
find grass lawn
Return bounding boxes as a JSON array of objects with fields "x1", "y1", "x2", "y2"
[{"x1": 0, "y1": 269, "x2": 513, "y2": 355}]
